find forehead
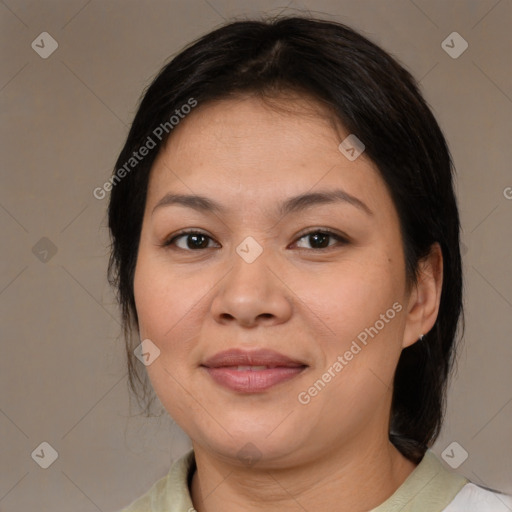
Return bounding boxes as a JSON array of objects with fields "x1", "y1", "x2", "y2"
[{"x1": 146, "y1": 96, "x2": 388, "y2": 214}]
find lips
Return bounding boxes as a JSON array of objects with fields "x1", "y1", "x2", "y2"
[
  {"x1": 202, "y1": 348, "x2": 306, "y2": 368},
  {"x1": 201, "y1": 348, "x2": 308, "y2": 392}
]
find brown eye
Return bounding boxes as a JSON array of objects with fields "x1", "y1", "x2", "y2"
[
  {"x1": 164, "y1": 231, "x2": 219, "y2": 251},
  {"x1": 294, "y1": 229, "x2": 348, "y2": 250}
]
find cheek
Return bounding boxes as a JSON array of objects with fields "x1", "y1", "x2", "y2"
[
  {"x1": 133, "y1": 258, "x2": 168, "y2": 340},
  {"x1": 296, "y1": 265, "x2": 405, "y2": 426},
  {"x1": 297, "y1": 249, "x2": 406, "y2": 397},
  {"x1": 298, "y1": 254, "x2": 402, "y2": 337},
  {"x1": 133, "y1": 250, "x2": 214, "y2": 369},
  {"x1": 133, "y1": 254, "x2": 201, "y2": 420},
  {"x1": 134, "y1": 246, "x2": 194, "y2": 335}
]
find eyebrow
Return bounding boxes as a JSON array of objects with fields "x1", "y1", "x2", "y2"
[{"x1": 152, "y1": 188, "x2": 373, "y2": 217}]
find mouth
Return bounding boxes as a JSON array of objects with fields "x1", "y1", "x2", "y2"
[{"x1": 201, "y1": 348, "x2": 308, "y2": 393}]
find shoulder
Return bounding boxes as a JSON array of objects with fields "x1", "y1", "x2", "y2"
[
  {"x1": 118, "y1": 449, "x2": 196, "y2": 512},
  {"x1": 119, "y1": 474, "x2": 169, "y2": 511},
  {"x1": 443, "y1": 482, "x2": 512, "y2": 511}
]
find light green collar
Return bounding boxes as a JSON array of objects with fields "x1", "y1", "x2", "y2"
[
  {"x1": 122, "y1": 449, "x2": 468, "y2": 511},
  {"x1": 370, "y1": 450, "x2": 468, "y2": 511}
]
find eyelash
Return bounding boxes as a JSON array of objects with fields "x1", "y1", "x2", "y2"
[{"x1": 161, "y1": 228, "x2": 349, "y2": 252}]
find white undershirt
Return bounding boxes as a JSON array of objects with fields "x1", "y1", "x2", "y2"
[{"x1": 444, "y1": 483, "x2": 512, "y2": 511}]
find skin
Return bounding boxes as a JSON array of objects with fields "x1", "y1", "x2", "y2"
[{"x1": 133, "y1": 94, "x2": 443, "y2": 512}]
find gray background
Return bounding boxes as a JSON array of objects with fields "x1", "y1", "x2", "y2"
[{"x1": 1, "y1": 0, "x2": 511, "y2": 510}]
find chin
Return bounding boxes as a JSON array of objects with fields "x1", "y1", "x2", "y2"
[{"x1": 191, "y1": 427, "x2": 309, "y2": 467}]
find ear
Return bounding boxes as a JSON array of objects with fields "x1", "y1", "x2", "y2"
[{"x1": 402, "y1": 242, "x2": 444, "y2": 349}]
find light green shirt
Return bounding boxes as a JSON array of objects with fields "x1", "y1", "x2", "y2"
[{"x1": 121, "y1": 449, "x2": 470, "y2": 511}]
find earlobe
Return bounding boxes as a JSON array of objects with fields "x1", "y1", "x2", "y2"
[{"x1": 402, "y1": 243, "x2": 443, "y2": 349}]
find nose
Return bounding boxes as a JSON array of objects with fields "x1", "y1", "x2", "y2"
[{"x1": 210, "y1": 248, "x2": 293, "y2": 328}]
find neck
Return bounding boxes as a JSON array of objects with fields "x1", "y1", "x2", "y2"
[{"x1": 190, "y1": 436, "x2": 417, "y2": 512}]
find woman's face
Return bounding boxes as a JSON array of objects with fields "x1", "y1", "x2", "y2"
[{"x1": 134, "y1": 96, "x2": 422, "y2": 467}]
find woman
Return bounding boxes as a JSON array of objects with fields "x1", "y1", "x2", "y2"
[{"x1": 108, "y1": 16, "x2": 511, "y2": 511}]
